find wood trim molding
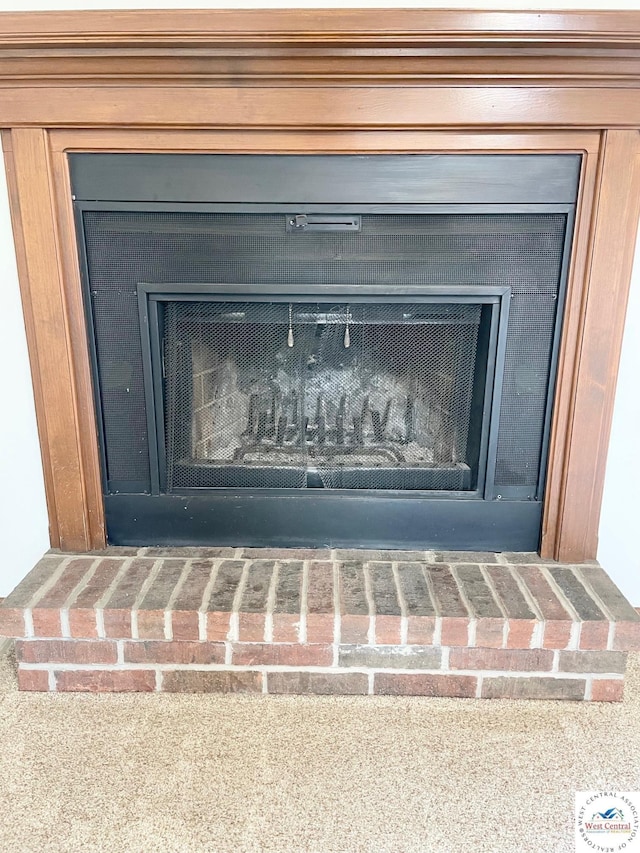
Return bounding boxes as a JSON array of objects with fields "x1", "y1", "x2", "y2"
[
  {"x1": 544, "y1": 130, "x2": 640, "y2": 561},
  {"x1": 1, "y1": 11, "x2": 639, "y2": 559},
  {"x1": 2, "y1": 10, "x2": 640, "y2": 91},
  {"x1": 2, "y1": 128, "x2": 104, "y2": 551}
]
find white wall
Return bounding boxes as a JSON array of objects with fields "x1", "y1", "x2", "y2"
[
  {"x1": 0, "y1": 0, "x2": 639, "y2": 602},
  {"x1": 0, "y1": 161, "x2": 50, "y2": 587}
]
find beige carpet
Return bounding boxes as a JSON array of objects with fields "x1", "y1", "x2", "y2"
[{"x1": 0, "y1": 647, "x2": 639, "y2": 852}]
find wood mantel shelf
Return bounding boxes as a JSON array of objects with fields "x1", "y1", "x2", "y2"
[{"x1": 1, "y1": 10, "x2": 640, "y2": 567}]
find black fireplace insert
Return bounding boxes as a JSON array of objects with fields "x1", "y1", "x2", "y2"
[{"x1": 71, "y1": 154, "x2": 579, "y2": 550}]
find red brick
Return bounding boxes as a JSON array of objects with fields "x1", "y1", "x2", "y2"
[
  {"x1": 406, "y1": 615, "x2": 435, "y2": 645},
  {"x1": 137, "y1": 559, "x2": 186, "y2": 615},
  {"x1": 374, "y1": 615, "x2": 402, "y2": 645},
  {"x1": 241, "y1": 548, "x2": 329, "y2": 560},
  {"x1": 485, "y1": 565, "x2": 537, "y2": 620},
  {"x1": 232, "y1": 643, "x2": 332, "y2": 667},
  {"x1": 31, "y1": 609, "x2": 63, "y2": 638},
  {"x1": 72, "y1": 558, "x2": 124, "y2": 609},
  {"x1": 542, "y1": 620, "x2": 573, "y2": 650},
  {"x1": 375, "y1": 673, "x2": 477, "y2": 698},
  {"x1": 123, "y1": 640, "x2": 224, "y2": 664},
  {"x1": 268, "y1": 672, "x2": 368, "y2": 695},
  {"x1": 206, "y1": 561, "x2": 244, "y2": 613},
  {"x1": 2, "y1": 556, "x2": 65, "y2": 611},
  {"x1": 339, "y1": 563, "x2": 369, "y2": 624},
  {"x1": 0, "y1": 608, "x2": 26, "y2": 637},
  {"x1": 440, "y1": 617, "x2": 469, "y2": 646},
  {"x1": 449, "y1": 647, "x2": 554, "y2": 671},
  {"x1": 368, "y1": 563, "x2": 401, "y2": 623},
  {"x1": 547, "y1": 567, "x2": 605, "y2": 620},
  {"x1": 306, "y1": 562, "x2": 334, "y2": 615},
  {"x1": 306, "y1": 613, "x2": 335, "y2": 644},
  {"x1": 239, "y1": 561, "x2": 274, "y2": 624},
  {"x1": 455, "y1": 564, "x2": 503, "y2": 620},
  {"x1": 269, "y1": 566, "x2": 300, "y2": 633},
  {"x1": 514, "y1": 566, "x2": 573, "y2": 621},
  {"x1": 579, "y1": 621, "x2": 610, "y2": 650},
  {"x1": 162, "y1": 670, "x2": 262, "y2": 693},
  {"x1": 506, "y1": 619, "x2": 536, "y2": 649},
  {"x1": 171, "y1": 560, "x2": 215, "y2": 613},
  {"x1": 481, "y1": 676, "x2": 585, "y2": 700},
  {"x1": 103, "y1": 558, "x2": 156, "y2": 611},
  {"x1": 340, "y1": 614, "x2": 369, "y2": 644},
  {"x1": 272, "y1": 613, "x2": 299, "y2": 643},
  {"x1": 68, "y1": 609, "x2": 99, "y2": 639},
  {"x1": 136, "y1": 610, "x2": 166, "y2": 640},
  {"x1": 474, "y1": 618, "x2": 505, "y2": 649},
  {"x1": 145, "y1": 547, "x2": 234, "y2": 558},
  {"x1": 396, "y1": 563, "x2": 435, "y2": 621},
  {"x1": 17, "y1": 668, "x2": 50, "y2": 692},
  {"x1": 56, "y1": 670, "x2": 156, "y2": 692},
  {"x1": 238, "y1": 612, "x2": 266, "y2": 642},
  {"x1": 339, "y1": 549, "x2": 427, "y2": 562},
  {"x1": 613, "y1": 620, "x2": 640, "y2": 651},
  {"x1": 591, "y1": 679, "x2": 625, "y2": 702},
  {"x1": 425, "y1": 565, "x2": 469, "y2": 619},
  {"x1": 558, "y1": 650, "x2": 626, "y2": 674},
  {"x1": 206, "y1": 611, "x2": 232, "y2": 641},
  {"x1": 16, "y1": 639, "x2": 117, "y2": 665},
  {"x1": 36, "y1": 558, "x2": 96, "y2": 608},
  {"x1": 102, "y1": 609, "x2": 132, "y2": 639},
  {"x1": 171, "y1": 610, "x2": 200, "y2": 641},
  {"x1": 579, "y1": 566, "x2": 640, "y2": 623},
  {"x1": 436, "y1": 551, "x2": 498, "y2": 564},
  {"x1": 339, "y1": 645, "x2": 441, "y2": 669}
]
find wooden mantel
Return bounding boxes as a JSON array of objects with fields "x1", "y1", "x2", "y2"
[{"x1": 2, "y1": 9, "x2": 640, "y2": 562}]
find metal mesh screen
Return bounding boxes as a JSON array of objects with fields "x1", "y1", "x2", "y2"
[
  {"x1": 165, "y1": 301, "x2": 481, "y2": 491},
  {"x1": 82, "y1": 210, "x2": 567, "y2": 495}
]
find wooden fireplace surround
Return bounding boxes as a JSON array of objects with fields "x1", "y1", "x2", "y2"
[{"x1": 2, "y1": 9, "x2": 640, "y2": 562}]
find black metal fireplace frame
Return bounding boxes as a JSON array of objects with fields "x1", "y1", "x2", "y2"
[
  {"x1": 71, "y1": 153, "x2": 579, "y2": 550},
  {"x1": 137, "y1": 283, "x2": 511, "y2": 502}
]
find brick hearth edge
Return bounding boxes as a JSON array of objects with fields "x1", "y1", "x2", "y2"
[{"x1": 1, "y1": 548, "x2": 638, "y2": 700}]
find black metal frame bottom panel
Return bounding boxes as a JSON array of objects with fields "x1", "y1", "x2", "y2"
[{"x1": 105, "y1": 494, "x2": 542, "y2": 551}]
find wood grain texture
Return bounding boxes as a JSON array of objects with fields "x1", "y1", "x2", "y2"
[
  {"x1": 4, "y1": 128, "x2": 104, "y2": 551},
  {"x1": 540, "y1": 132, "x2": 602, "y2": 561},
  {"x1": 0, "y1": 9, "x2": 640, "y2": 110},
  {"x1": 48, "y1": 128, "x2": 600, "y2": 155},
  {"x1": 0, "y1": 9, "x2": 639, "y2": 43},
  {"x1": 49, "y1": 148, "x2": 105, "y2": 550},
  {"x1": 4, "y1": 86, "x2": 640, "y2": 130},
  {"x1": 549, "y1": 130, "x2": 640, "y2": 562}
]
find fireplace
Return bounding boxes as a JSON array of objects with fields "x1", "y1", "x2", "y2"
[
  {"x1": 72, "y1": 153, "x2": 578, "y2": 550},
  {"x1": 2, "y1": 10, "x2": 640, "y2": 698}
]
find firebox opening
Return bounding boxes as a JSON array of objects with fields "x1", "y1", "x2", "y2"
[{"x1": 162, "y1": 299, "x2": 495, "y2": 492}]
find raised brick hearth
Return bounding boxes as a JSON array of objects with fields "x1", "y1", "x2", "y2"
[{"x1": 1, "y1": 548, "x2": 639, "y2": 700}]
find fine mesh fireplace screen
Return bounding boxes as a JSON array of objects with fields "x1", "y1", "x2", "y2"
[{"x1": 162, "y1": 298, "x2": 495, "y2": 492}]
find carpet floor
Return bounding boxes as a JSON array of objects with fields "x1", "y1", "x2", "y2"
[{"x1": 0, "y1": 644, "x2": 638, "y2": 852}]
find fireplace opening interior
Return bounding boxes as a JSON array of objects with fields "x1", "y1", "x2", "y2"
[{"x1": 165, "y1": 300, "x2": 489, "y2": 491}]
